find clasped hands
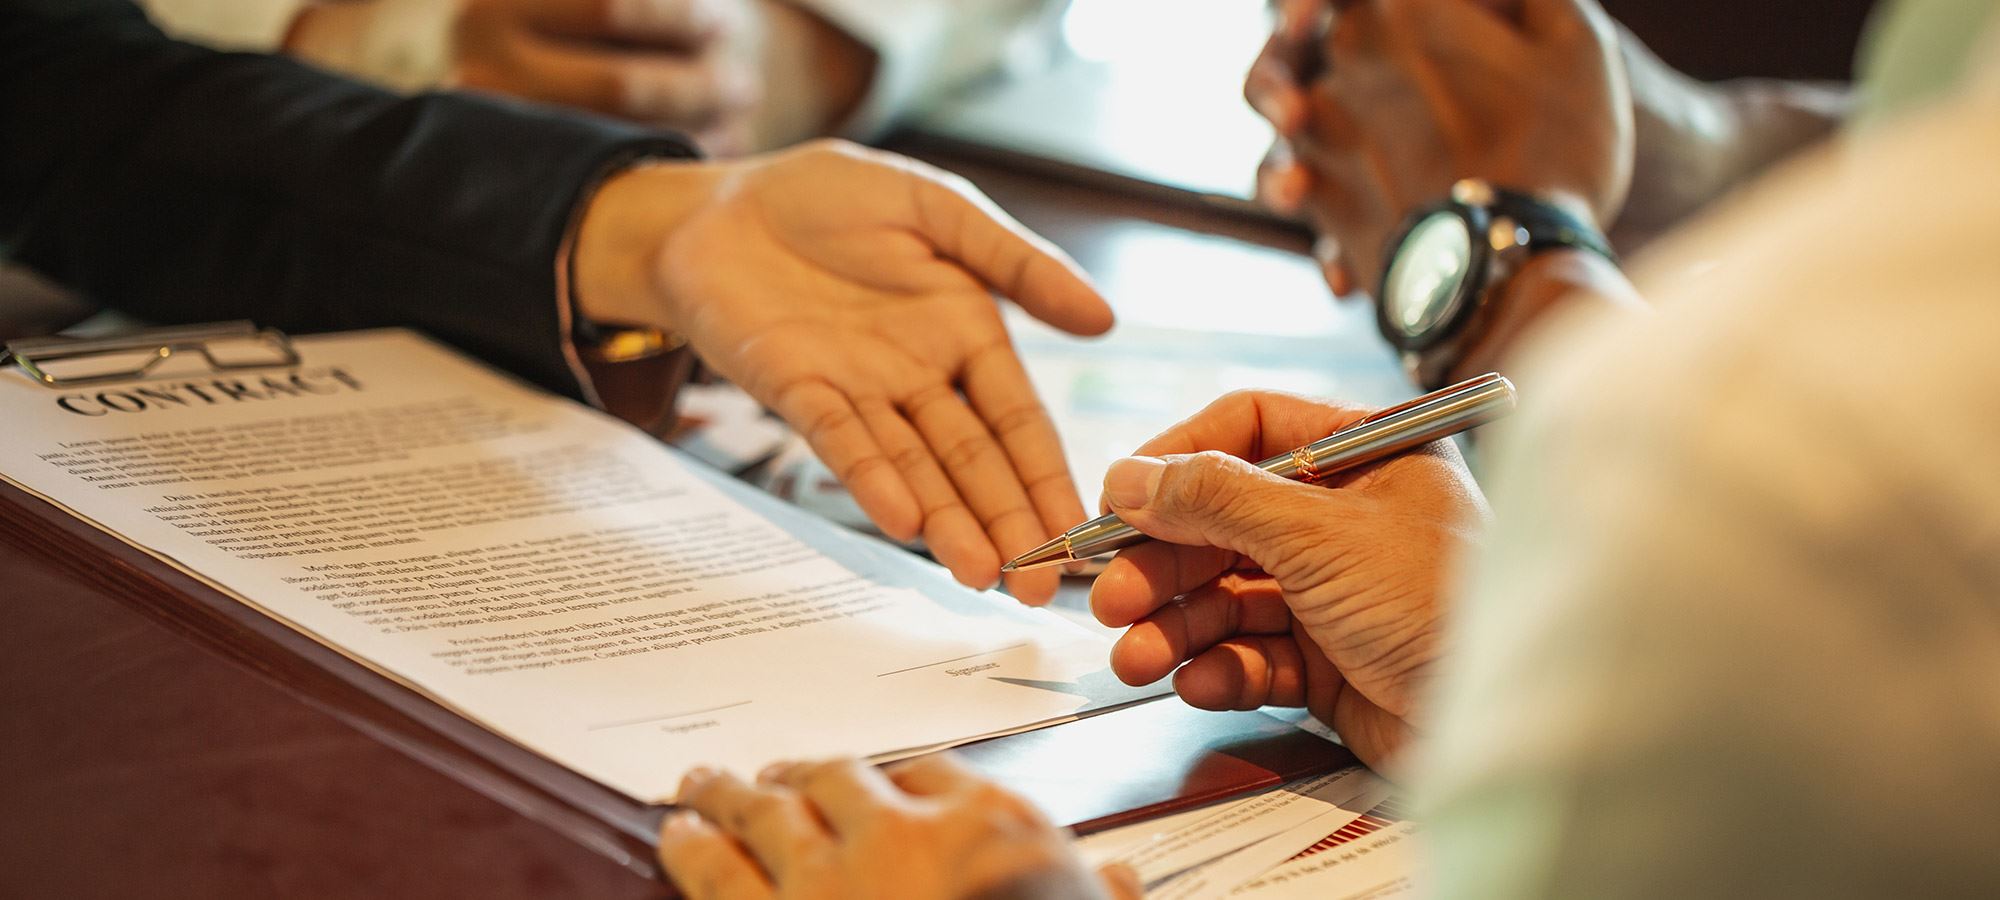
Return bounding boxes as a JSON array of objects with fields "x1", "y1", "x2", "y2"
[{"x1": 1248, "y1": 0, "x2": 1631, "y2": 297}]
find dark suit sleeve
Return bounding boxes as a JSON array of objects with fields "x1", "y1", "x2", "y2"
[{"x1": 0, "y1": 0, "x2": 697, "y2": 399}]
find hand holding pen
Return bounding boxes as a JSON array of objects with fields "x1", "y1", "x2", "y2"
[
  {"x1": 1059, "y1": 379, "x2": 1507, "y2": 767},
  {"x1": 1007, "y1": 374, "x2": 1513, "y2": 571}
]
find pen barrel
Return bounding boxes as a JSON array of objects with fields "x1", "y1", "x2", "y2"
[
  {"x1": 1257, "y1": 373, "x2": 1515, "y2": 480},
  {"x1": 1057, "y1": 374, "x2": 1515, "y2": 563}
]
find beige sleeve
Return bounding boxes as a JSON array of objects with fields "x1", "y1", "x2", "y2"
[{"x1": 1413, "y1": 98, "x2": 2000, "y2": 899}]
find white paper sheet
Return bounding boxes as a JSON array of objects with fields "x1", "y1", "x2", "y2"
[
  {"x1": 1232, "y1": 817, "x2": 1419, "y2": 899},
  {"x1": 0, "y1": 329, "x2": 1161, "y2": 802},
  {"x1": 1081, "y1": 766, "x2": 1380, "y2": 885},
  {"x1": 1151, "y1": 775, "x2": 1395, "y2": 899}
]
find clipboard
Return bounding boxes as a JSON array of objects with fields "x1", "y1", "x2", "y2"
[{"x1": 0, "y1": 322, "x2": 1350, "y2": 885}]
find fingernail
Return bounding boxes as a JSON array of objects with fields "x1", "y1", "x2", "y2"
[
  {"x1": 756, "y1": 762, "x2": 789, "y2": 784},
  {"x1": 1104, "y1": 457, "x2": 1165, "y2": 510},
  {"x1": 660, "y1": 810, "x2": 699, "y2": 836},
  {"x1": 679, "y1": 766, "x2": 714, "y2": 796}
]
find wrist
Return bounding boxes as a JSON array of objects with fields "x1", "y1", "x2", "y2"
[
  {"x1": 572, "y1": 160, "x2": 728, "y2": 334},
  {"x1": 1446, "y1": 248, "x2": 1642, "y2": 384}
]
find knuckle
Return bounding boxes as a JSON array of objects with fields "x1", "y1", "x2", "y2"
[
  {"x1": 901, "y1": 382, "x2": 957, "y2": 415},
  {"x1": 737, "y1": 793, "x2": 791, "y2": 831},
  {"x1": 988, "y1": 402, "x2": 1052, "y2": 442},
  {"x1": 834, "y1": 453, "x2": 892, "y2": 486},
  {"x1": 939, "y1": 434, "x2": 998, "y2": 472},
  {"x1": 801, "y1": 407, "x2": 853, "y2": 440},
  {"x1": 982, "y1": 504, "x2": 1040, "y2": 535},
  {"x1": 1210, "y1": 388, "x2": 1266, "y2": 415},
  {"x1": 700, "y1": 862, "x2": 764, "y2": 899},
  {"x1": 797, "y1": 760, "x2": 844, "y2": 789},
  {"x1": 861, "y1": 805, "x2": 922, "y2": 843},
  {"x1": 887, "y1": 444, "x2": 933, "y2": 474},
  {"x1": 1160, "y1": 451, "x2": 1241, "y2": 515},
  {"x1": 972, "y1": 784, "x2": 1043, "y2": 826}
]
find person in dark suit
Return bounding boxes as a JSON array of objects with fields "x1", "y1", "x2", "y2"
[{"x1": 0, "y1": 0, "x2": 1111, "y2": 606}]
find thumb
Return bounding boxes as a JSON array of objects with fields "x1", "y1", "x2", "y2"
[{"x1": 1103, "y1": 452, "x2": 1340, "y2": 562}]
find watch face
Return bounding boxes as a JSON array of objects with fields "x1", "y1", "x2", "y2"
[{"x1": 1381, "y1": 210, "x2": 1474, "y2": 345}]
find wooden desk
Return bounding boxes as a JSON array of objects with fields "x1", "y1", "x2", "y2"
[{"x1": 0, "y1": 151, "x2": 1366, "y2": 899}]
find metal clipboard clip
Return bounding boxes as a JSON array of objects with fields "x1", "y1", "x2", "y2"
[{"x1": 2, "y1": 321, "x2": 300, "y2": 388}]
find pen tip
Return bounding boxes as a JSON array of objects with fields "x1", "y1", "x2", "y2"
[{"x1": 1004, "y1": 536, "x2": 1075, "y2": 573}]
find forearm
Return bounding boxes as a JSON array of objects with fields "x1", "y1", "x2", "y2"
[
  {"x1": 0, "y1": 0, "x2": 693, "y2": 398},
  {"x1": 1616, "y1": 32, "x2": 1850, "y2": 249}
]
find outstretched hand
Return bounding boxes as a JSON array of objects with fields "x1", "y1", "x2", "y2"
[{"x1": 576, "y1": 140, "x2": 1114, "y2": 605}]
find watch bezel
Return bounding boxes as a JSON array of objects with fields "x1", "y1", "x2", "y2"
[{"x1": 1376, "y1": 201, "x2": 1494, "y2": 354}]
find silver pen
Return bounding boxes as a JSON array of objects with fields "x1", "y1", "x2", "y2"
[{"x1": 1002, "y1": 373, "x2": 1517, "y2": 572}]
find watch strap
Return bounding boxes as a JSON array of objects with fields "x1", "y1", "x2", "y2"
[{"x1": 1486, "y1": 185, "x2": 1616, "y2": 263}]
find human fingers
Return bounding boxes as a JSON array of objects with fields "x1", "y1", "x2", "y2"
[
  {"x1": 516, "y1": 38, "x2": 749, "y2": 125},
  {"x1": 899, "y1": 161, "x2": 1114, "y2": 337},
  {"x1": 899, "y1": 382, "x2": 1054, "y2": 601},
  {"x1": 769, "y1": 758, "x2": 910, "y2": 837},
  {"x1": 1098, "y1": 862, "x2": 1144, "y2": 900},
  {"x1": 769, "y1": 380, "x2": 922, "y2": 542},
  {"x1": 1244, "y1": 41, "x2": 1308, "y2": 135},
  {"x1": 1088, "y1": 540, "x2": 1237, "y2": 629},
  {"x1": 1101, "y1": 450, "x2": 1366, "y2": 560},
  {"x1": 511, "y1": 0, "x2": 730, "y2": 49},
  {"x1": 1109, "y1": 573, "x2": 1293, "y2": 686},
  {"x1": 1171, "y1": 634, "x2": 1310, "y2": 711},
  {"x1": 676, "y1": 768, "x2": 833, "y2": 883},
  {"x1": 1255, "y1": 140, "x2": 1311, "y2": 214},
  {"x1": 619, "y1": 53, "x2": 758, "y2": 126},
  {"x1": 1124, "y1": 390, "x2": 1375, "y2": 463},
  {"x1": 961, "y1": 344, "x2": 1084, "y2": 603},
  {"x1": 853, "y1": 396, "x2": 1001, "y2": 589},
  {"x1": 1326, "y1": 681, "x2": 1415, "y2": 767},
  {"x1": 658, "y1": 810, "x2": 777, "y2": 900},
  {"x1": 1312, "y1": 234, "x2": 1356, "y2": 296},
  {"x1": 882, "y1": 752, "x2": 984, "y2": 797}
]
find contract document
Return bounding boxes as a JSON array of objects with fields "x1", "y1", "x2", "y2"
[{"x1": 0, "y1": 328, "x2": 1157, "y2": 802}]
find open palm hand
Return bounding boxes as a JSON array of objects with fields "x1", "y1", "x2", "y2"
[{"x1": 650, "y1": 142, "x2": 1115, "y2": 603}]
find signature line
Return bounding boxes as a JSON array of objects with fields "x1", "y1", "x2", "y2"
[
  {"x1": 587, "y1": 700, "x2": 753, "y2": 731},
  {"x1": 877, "y1": 642, "x2": 1032, "y2": 678}
]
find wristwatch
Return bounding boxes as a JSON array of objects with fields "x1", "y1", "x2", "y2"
[{"x1": 1375, "y1": 179, "x2": 1614, "y2": 388}]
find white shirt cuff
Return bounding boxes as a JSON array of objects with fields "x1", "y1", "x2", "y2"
[{"x1": 783, "y1": 0, "x2": 1059, "y2": 138}]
